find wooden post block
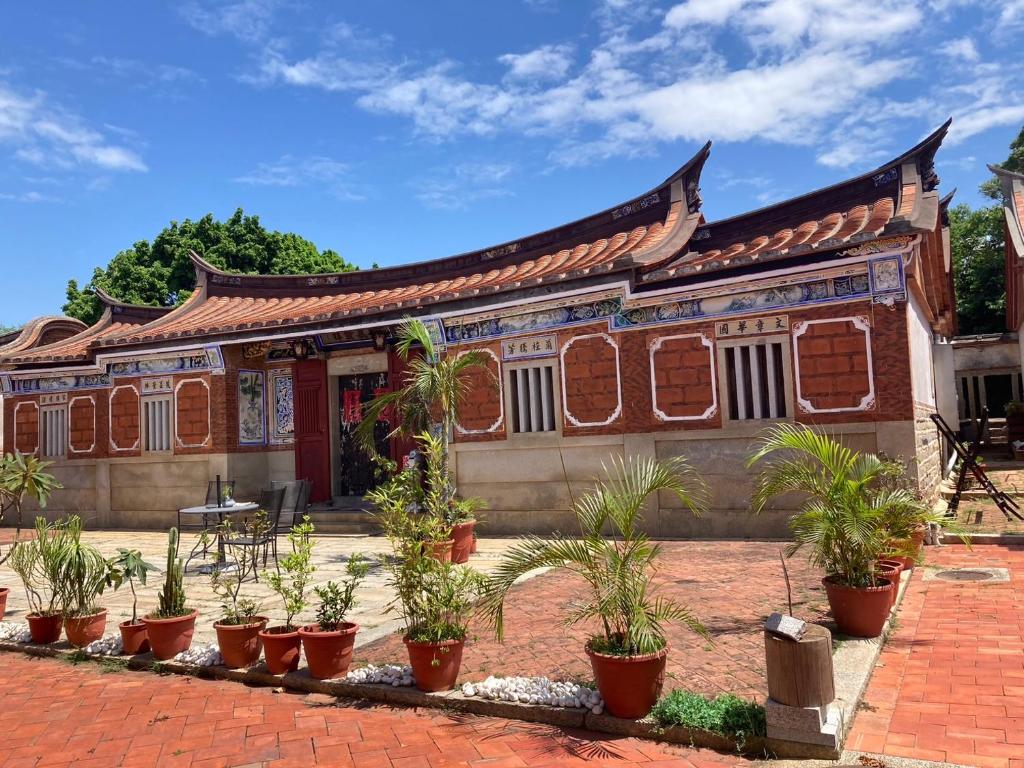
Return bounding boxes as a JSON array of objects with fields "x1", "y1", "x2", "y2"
[{"x1": 764, "y1": 623, "x2": 835, "y2": 708}]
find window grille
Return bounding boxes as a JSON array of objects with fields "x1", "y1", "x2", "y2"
[
  {"x1": 724, "y1": 340, "x2": 788, "y2": 420},
  {"x1": 142, "y1": 396, "x2": 173, "y2": 452},
  {"x1": 40, "y1": 406, "x2": 67, "y2": 459},
  {"x1": 509, "y1": 364, "x2": 557, "y2": 433}
]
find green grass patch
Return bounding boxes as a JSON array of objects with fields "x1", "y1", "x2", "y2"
[{"x1": 650, "y1": 690, "x2": 766, "y2": 745}]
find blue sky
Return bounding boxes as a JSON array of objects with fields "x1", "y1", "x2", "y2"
[{"x1": 1, "y1": 0, "x2": 1022, "y2": 326}]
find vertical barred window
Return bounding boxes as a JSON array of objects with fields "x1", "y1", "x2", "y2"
[
  {"x1": 724, "y1": 340, "x2": 788, "y2": 420},
  {"x1": 508, "y1": 364, "x2": 557, "y2": 433},
  {"x1": 40, "y1": 406, "x2": 67, "y2": 459},
  {"x1": 142, "y1": 395, "x2": 173, "y2": 452}
]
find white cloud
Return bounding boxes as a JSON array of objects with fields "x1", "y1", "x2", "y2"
[
  {"x1": 0, "y1": 82, "x2": 147, "y2": 173},
  {"x1": 233, "y1": 155, "x2": 364, "y2": 200},
  {"x1": 499, "y1": 44, "x2": 574, "y2": 81},
  {"x1": 0, "y1": 190, "x2": 59, "y2": 203},
  {"x1": 179, "y1": 0, "x2": 279, "y2": 43},
  {"x1": 414, "y1": 162, "x2": 514, "y2": 210},
  {"x1": 939, "y1": 37, "x2": 979, "y2": 61},
  {"x1": 664, "y1": 0, "x2": 747, "y2": 28},
  {"x1": 948, "y1": 104, "x2": 1024, "y2": 143}
]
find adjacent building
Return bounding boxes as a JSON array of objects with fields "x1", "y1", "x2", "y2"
[{"x1": 1, "y1": 124, "x2": 958, "y2": 536}]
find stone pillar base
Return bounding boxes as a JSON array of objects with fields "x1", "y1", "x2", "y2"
[{"x1": 765, "y1": 698, "x2": 841, "y2": 748}]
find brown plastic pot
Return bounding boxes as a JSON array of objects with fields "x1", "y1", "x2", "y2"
[
  {"x1": 143, "y1": 609, "x2": 198, "y2": 660},
  {"x1": 404, "y1": 637, "x2": 464, "y2": 692},
  {"x1": 0, "y1": 587, "x2": 8, "y2": 621},
  {"x1": 26, "y1": 612, "x2": 63, "y2": 644},
  {"x1": 299, "y1": 622, "x2": 358, "y2": 679},
  {"x1": 586, "y1": 643, "x2": 668, "y2": 719},
  {"x1": 822, "y1": 576, "x2": 894, "y2": 638},
  {"x1": 215, "y1": 617, "x2": 268, "y2": 669},
  {"x1": 875, "y1": 561, "x2": 903, "y2": 609},
  {"x1": 119, "y1": 620, "x2": 150, "y2": 654},
  {"x1": 450, "y1": 522, "x2": 475, "y2": 564},
  {"x1": 64, "y1": 609, "x2": 108, "y2": 648},
  {"x1": 259, "y1": 626, "x2": 302, "y2": 674},
  {"x1": 428, "y1": 539, "x2": 454, "y2": 563}
]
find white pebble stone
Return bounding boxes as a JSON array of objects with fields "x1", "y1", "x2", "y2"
[{"x1": 0, "y1": 622, "x2": 32, "y2": 643}]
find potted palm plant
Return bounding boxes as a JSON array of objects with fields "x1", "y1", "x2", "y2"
[
  {"x1": 110, "y1": 548, "x2": 157, "y2": 654},
  {"x1": 298, "y1": 554, "x2": 368, "y2": 679},
  {"x1": 261, "y1": 515, "x2": 316, "y2": 674},
  {"x1": 482, "y1": 455, "x2": 708, "y2": 718},
  {"x1": 8, "y1": 517, "x2": 67, "y2": 643},
  {"x1": 0, "y1": 452, "x2": 60, "y2": 620},
  {"x1": 58, "y1": 516, "x2": 115, "y2": 648},
  {"x1": 143, "y1": 528, "x2": 198, "y2": 660},
  {"x1": 749, "y1": 425, "x2": 930, "y2": 638}
]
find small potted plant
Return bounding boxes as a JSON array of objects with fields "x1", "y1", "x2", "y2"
[
  {"x1": 143, "y1": 528, "x2": 198, "y2": 660},
  {"x1": 262, "y1": 515, "x2": 316, "y2": 674},
  {"x1": 298, "y1": 554, "x2": 368, "y2": 679},
  {"x1": 483, "y1": 455, "x2": 707, "y2": 717},
  {"x1": 58, "y1": 516, "x2": 115, "y2": 647},
  {"x1": 8, "y1": 517, "x2": 67, "y2": 643},
  {"x1": 110, "y1": 548, "x2": 157, "y2": 654},
  {"x1": 449, "y1": 498, "x2": 486, "y2": 565}
]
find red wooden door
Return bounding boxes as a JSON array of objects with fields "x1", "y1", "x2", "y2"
[{"x1": 293, "y1": 358, "x2": 332, "y2": 503}]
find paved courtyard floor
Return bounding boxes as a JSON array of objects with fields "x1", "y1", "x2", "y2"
[
  {"x1": 847, "y1": 544, "x2": 1024, "y2": 768},
  {"x1": 0, "y1": 652, "x2": 751, "y2": 768}
]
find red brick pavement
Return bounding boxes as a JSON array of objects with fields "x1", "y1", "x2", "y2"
[
  {"x1": 0, "y1": 653, "x2": 750, "y2": 768},
  {"x1": 847, "y1": 545, "x2": 1024, "y2": 768},
  {"x1": 358, "y1": 541, "x2": 830, "y2": 700}
]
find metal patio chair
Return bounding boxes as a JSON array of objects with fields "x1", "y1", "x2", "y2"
[{"x1": 222, "y1": 487, "x2": 286, "y2": 581}]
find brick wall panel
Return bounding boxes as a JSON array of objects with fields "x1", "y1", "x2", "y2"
[
  {"x1": 650, "y1": 334, "x2": 717, "y2": 422},
  {"x1": 68, "y1": 396, "x2": 97, "y2": 456},
  {"x1": 794, "y1": 317, "x2": 873, "y2": 414},
  {"x1": 13, "y1": 399, "x2": 38, "y2": 454},
  {"x1": 560, "y1": 331, "x2": 621, "y2": 433},
  {"x1": 109, "y1": 382, "x2": 141, "y2": 455},
  {"x1": 175, "y1": 377, "x2": 211, "y2": 454},
  {"x1": 455, "y1": 345, "x2": 504, "y2": 442}
]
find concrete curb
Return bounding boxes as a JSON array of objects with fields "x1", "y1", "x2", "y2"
[{"x1": 939, "y1": 531, "x2": 1024, "y2": 545}]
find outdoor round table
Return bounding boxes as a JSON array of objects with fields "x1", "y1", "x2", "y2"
[{"x1": 179, "y1": 501, "x2": 259, "y2": 574}]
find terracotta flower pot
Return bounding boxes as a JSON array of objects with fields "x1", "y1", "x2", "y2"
[
  {"x1": 470, "y1": 535, "x2": 478, "y2": 554},
  {"x1": 450, "y1": 522, "x2": 476, "y2": 564},
  {"x1": 119, "y1": 620, "x2": 150, "y2": 655},
  {"x1": 260, "y1": 625, "x2": 302, "y2": 674},
  {"x1": 404, "y1": 637, "x2": 464, "y2": 692},
  {"x1": 0, "y1": 587, "x2": 8, "y2": 621},
  {"x1": 26, "y1": 613, "x2": 63, "y2": 644},
  {"x1": 586, "y1": 643, "x2": 668, "y2": 719},
  {"x1": 143, "y1": 609, "x2": 198, "y2": 660},
  {"x1": 427, "y1": 539, "x2": 454, "y2": 563},
  {"x1": 822, "y1": 576, "x2": 894, "y2": 638},
  {"x1": 64, "y1": 609, "x2": 108, "y2": 648},
  {"x1": 215, "y1": 617, "x2": 268, "y2": 669},
  {"x1": 910, "y1": 526, "x2": 927, "y2": 552},
  {"x1": 299, "y1": 622, "x2": 358, "y2": 679},
  {"x1": 875, "y1": 561, "x2": 903, "y2": 609}
]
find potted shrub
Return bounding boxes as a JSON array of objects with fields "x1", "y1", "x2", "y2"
[
  {"x1": 8, "y1": 517, "x2": 67, "y2": 643},
  {"x1": 483, "y1": 455, "x2": 708, "y2": 718},
  {"x1": 749, "y1": 425, "x2": 936, "y2": 638},
  {"x1": 261, "y1": 515, "x2": 316, "y2": 674},
  {"x1": 298, "y1": 554, "x2": 368, "y2": 679},
  {"x1": 143, "y1": 528, "x2": 198, "y2": 660},
  {"x1": 58, "y1": 516, "x2": 115, "y2": 648},
  {"x1": 211, "y1": 518, "x2": 268, "y2": 669},
  {"x1": 110, "y1": 548, "x2": 157, "y2": 654},
  {"x1": 0, "y1": 452, "x2": 60, "y2": 621}
]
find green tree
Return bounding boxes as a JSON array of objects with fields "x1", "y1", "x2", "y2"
[
  {"x1": 949, "y1": 203, "x2": 1006, "y2": 335},
  {"x1": 981, "y1": 125, "x2": 1024, "y2": 199},
  {"x1": 63, "y1": 208, "x2": 356, "y2": 325}
]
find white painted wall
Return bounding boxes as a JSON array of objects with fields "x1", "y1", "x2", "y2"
[
  {"x1": 907, "y1": 293, "x2": 936, "y2": 407},
  {"x1": 933, "y1": 341, "x2": 958, "y2": 427}
]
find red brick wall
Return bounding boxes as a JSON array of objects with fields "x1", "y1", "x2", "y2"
[
  {"x1": 174, "y1": 377, "x2": 211, "y2": 453},
  {"x1": 650, "y1": 333, "x2": 717, "y2": 421},
  {"x1": 109, "y1": 382, "x2": 141, "y2": 455},
  {"x1": 560, "y1": 331, "x2": 621, "y2": 434},
  {"x1": 454, "y1": 345, "x2": 505, "y2": 442},
  {"x1": 794, "y1": 319, "x2": 872, "y2": 412},
  {"x1": 13, "y1": 399, "x2": 38, "y2": 454},
  {"x1": 68, "y1": 395, "x2": 98, "y2": 456}
]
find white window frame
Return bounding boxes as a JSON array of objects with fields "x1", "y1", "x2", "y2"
[
  {"x1": 504, "y1": 359, "x2": 560, "y2": 437},
  {"x1": 716, "y1": 334, "x2": 793, "y2": 425},
  {"x1": 141, "y1": 394, "x2": 174, "y2": 454},
  {"x1": 39, "y1": 404, "x2": 68, "y2": 460}
]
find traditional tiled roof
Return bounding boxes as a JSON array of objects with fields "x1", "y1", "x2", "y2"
[
  {"x1": 0, "y1": 316, "x2": 87, "y2": 357},
  {"x1": 640, "y1": 121, "x2": 951, "y2": 284},
  {"x1": 2, "y1": 290, "x2": 170, "y2": 366},
  {"x1": 93, "y1": 144, "x2": 713, "y2": 350}
]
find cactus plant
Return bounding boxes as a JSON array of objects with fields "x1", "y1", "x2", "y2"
[{"x1": 155, "y1": 527, "x2": 188, "y2": 618}]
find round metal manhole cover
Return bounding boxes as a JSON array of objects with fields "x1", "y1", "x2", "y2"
[{"x1": 934, "y1": 569, "x2": 994, "y2": 582}]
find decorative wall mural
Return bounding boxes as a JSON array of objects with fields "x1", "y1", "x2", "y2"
[
  {"x1": 445, "y1": 297, "x2": 622, "y2": 343},
  {"x1": 109, "y1": 346, "x2": 223, "y2": 377},
  {"x1": 238, "y1": 370, "x2": 266, "y2": 445},
  {"x1": 269, "y1": 369, "x2": 294, "y2": 444}
]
